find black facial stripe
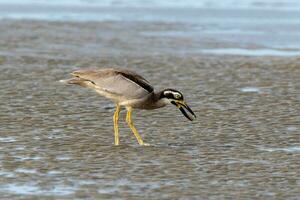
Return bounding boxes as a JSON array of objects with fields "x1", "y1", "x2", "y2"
[
  {"x1": 163, "y1": 89, "x2": 183, "y2": 99},
  {"x1": 160, "y1": 91, "x2": 175, "y2": 99},
  {"x1": 165, "y1": 93, "x2": 174, "y2": 99}
]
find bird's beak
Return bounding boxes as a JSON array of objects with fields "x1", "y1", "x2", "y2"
[{"x1": 171, "y1": 100, "x2": 196, "y2": 121}]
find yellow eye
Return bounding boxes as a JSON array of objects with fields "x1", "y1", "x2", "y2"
[{"x1": 174, "y1": 94, "x2": 181, "y2": 99}]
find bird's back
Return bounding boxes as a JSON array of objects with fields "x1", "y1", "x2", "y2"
[{"x1": 70, "y1": 68, "x2": 154, "y2": 102}]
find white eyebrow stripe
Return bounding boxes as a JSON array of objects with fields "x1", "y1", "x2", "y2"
[{"x1": 164, "y1": 91, "x2": 181, "y2": 96}]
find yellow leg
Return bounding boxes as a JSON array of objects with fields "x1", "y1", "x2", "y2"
[
  {"x1": 113, "y1": 104, "x2": 121, "y2": 145},
  {"x1": 126, "y1": 107, "x2": 149, "y2": 146}
]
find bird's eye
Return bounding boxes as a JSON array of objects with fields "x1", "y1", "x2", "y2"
[{"x1": 174, "y1": 94, "x2": 181, "y2": 99}]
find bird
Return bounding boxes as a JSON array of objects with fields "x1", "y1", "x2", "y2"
[{"x1": 61, "y1": 68, "x2": 196, "y2": 146}]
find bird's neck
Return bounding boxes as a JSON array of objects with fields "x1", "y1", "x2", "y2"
[{"x1": 149, "y1": 90, "x2": 169, "y2": 109}]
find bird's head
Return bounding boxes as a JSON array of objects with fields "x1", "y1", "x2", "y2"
[{"x1": 160, "y1": 89, "x2": 196, "y2": 121}]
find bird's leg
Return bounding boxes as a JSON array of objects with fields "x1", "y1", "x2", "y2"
[
  {"x1": 113, "y1": 104, "x2": 121, "y2": 145},
  {"x1": 126, "y1": 107, "x2": 149, "y2": 146}
]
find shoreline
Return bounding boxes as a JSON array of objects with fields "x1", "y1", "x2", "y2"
[{"x1": 1, "y1": 19, "x2": 300, "y2": 58}]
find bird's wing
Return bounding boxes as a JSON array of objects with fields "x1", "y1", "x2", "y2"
[{"x1": 72, "y1": 68, "x2": 154, "y2": 99}]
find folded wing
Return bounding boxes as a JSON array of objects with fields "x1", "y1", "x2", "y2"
[{"x1": 71, "y1": 68, "x2": 154, "y2": 100}]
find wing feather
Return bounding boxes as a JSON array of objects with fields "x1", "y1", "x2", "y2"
[{"x1": 71, "y1": 68, "x2": 153, "y2": 99}]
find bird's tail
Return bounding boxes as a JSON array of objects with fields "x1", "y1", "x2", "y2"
[
  {"x1": 59, "y1": 75, "x2": 95, "y2": 89},
  {"x1": 59, "y1": 77, "x2": 86, "y2": 85}
]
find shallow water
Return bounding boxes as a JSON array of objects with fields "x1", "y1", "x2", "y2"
[
  {"x1": 0, "y1": 20, "x2": 300, "y2": 199},
  {"x1": 2, "y1": 1, "x2": 300, "y2": 56}
]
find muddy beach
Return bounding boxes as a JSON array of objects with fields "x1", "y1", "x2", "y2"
[{"x1": 0, "y1": 15, "x2": 299, "y2": 200}]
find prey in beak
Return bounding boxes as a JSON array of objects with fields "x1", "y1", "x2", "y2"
[{"x1": 171, "y1": 100, "x2": 196, "y2": 121}]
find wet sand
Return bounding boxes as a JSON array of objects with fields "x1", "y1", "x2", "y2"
[{"x1": 0, "y1": 20, "x2": 300, "y2": 199}]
